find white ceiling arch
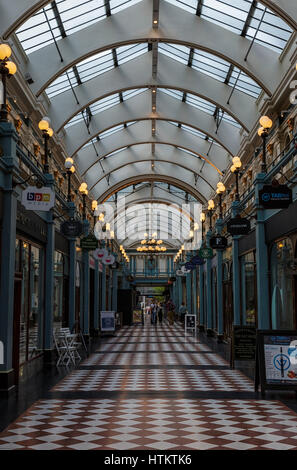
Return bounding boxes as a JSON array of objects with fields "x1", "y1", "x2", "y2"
[
  {"x1": 49, "y1": 52, "x2": 256, "y2": 132},
  {"x1": 80, "y1": 143, "x2": 222, "y2": 198},
  {"x1": 77, "y1": 120, "x2": 229, "y2": 177},
  {"x1": 1, "y1": 0, "x2": 296, "y2": 40},
  {"x1": 18, "y1": 1, "x2": 286, "y2": 96},
  {"x1": 65, "y1": 90, "x2": 240, "y2": 156},
  {"x1": 99, "y1": 174, "x2": 208, "y2": 204}
]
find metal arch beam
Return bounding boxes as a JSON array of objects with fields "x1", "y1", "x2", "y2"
[
  {"x1": 90, "y1": 161, "x2": 212, "y2": 204},
  {"x1": 87, "y1": 156, "x2": 216, "y2": 196},
  {"x1": 49, "y1": 52, "x2": 256, "y2": 132},
  {"x1": 65, "y1": 90, "x2": 240, "y2": 156},
  {"x1": 99, "y1": 173, "x2": 208, "y2": 203},
  {"x1": 83, "y1": 143, "x2": 218, "y2": 195},
  {"x1": 76, "y1": 120, "x2": 229, "y2": 176},
  {"x1": 22, "y1": 1, "x2": 283, "y2": 97},
  {"x1": 1, "y1": 0, "x2": 296, "y2": 42}
]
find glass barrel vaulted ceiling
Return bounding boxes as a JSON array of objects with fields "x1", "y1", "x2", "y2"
[{"x1": 1, "y1": 0, "x2": 295, "y2": 247}]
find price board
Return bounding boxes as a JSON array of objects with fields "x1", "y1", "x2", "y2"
[
  {"x1": 231, "y1": 326, "x2": 256, "y2": 368},
  {"x1": 255, "y1": 330, "x2": 297, "y2": 396}
]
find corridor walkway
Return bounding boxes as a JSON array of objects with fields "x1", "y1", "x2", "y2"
[{"x1": 1, "y1": 322, "x2": 297, "y2": 450}]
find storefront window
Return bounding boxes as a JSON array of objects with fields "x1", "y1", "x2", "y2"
[
  {"x1": 271, "y1": 238, "x2": 295, "y2": 329},
  {"x1": 240, "y1": 252, "x2": 257, "y2": 326},
  {"x1": 19, "y1": 240, "x2": 43, "y2": 364},
  {"x1": 53, "y1": 251, "x2": 64, "y2": 330}
]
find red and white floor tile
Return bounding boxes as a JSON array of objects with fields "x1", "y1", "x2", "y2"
[{"x1": 1, "y1": 322, "x2": 297, "y2": 450}]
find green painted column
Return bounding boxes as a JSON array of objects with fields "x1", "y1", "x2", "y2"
[
  {"x1": 216, "y1": 218, "x2": 224, "y2": 340},
  {"x1": 44, "y1": 173, "x2": 55, "y2": 355},
  {"x1": 199, "y1": 264, "x2": 205, "y2": 330},
  {"x1": 67, "y1": 203, "x2": 76, "y2": 332},
  {"x1": 0, "y1": 122, "x2": 19, "y2": 394},
  {"x1": 206, "y1": 231, "x2": 213, "y2": 333},
  {"x1": 231, "y1": 201, "x2": 241, "y2": 326},
  {"x1": 93, "y1": 259, "x2": 100, "y2": 331},
  {"x1": 186, "y1": 253, "x2": 192, "y2": 313},
  {"x1": 112, "y1": 254, "x2": 118, "y2": 312},
  {"x1": 254, "y1": 173, "x2": 270, "y2": 329},
  {"x1": 82, "y1": 220, "x2": 90, "y2": 336}
]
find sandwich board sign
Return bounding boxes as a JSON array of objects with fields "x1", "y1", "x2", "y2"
[
  {"x1": 22, "y1": 186, "x2": 55, "y2": 211},
  {"x1": 100, "y1": 311, "x2": 116, "y2": 333}
]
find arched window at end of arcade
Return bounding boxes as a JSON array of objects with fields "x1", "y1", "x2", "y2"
[{"x1": 270, "y1": 238, "x2": 297, "y2": 330}]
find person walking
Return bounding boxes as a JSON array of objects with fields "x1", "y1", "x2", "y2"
[
  {"x1": 157, "y1": 302, "x2": 163, "y2": 324},
  {"x1": 167, "y1": 299, "x2": 175, "y2": 326},
  {"x1": 179, "y1": 302, "x2": 187, "y2": 325},
  {"x1": 150, "y1": 301, "x2": 157, "y2": 325}
]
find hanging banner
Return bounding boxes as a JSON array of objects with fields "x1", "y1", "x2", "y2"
[
  {"x1": 61, "y1": 220, "x2": 83, "y2": 237},
  {"x1": 210, "y1": 235, "x2": 228, "y2": 250},
  {"x1": 102, "y1": 254, "x2": 115, "y2": 265},
  {"x1": 93, "y1": 248, "x2": 108, "y2": 260},
  {"x1": 180, "y1": 265, "x2": 191, "y2": 274},
  {"x1": 21, "y1": 186, "x2": 55, "y2": 211},
  {"x1": 227, "y1": 217, "x2": 250, "y2": 236},
  {"x1": 176, "y1": 269, "x2": 186, "y2": 276},
  {"x1": 185, "y1": 262, "x2": 196, "y2": 271},
  {"x1": 259, "y1": 184, "x2": 292, "y2": 209}
]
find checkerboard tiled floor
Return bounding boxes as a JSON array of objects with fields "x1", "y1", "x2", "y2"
[{"x1": 1, "y1": 321, "x2": 297, "y2": 450}]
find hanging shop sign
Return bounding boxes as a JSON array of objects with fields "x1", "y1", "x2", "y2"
[
  {"x1": 21, "y1": 186, "x2": 55, "y2": 211},
  {"x1": 176, "y1": 269, "x2": 186, "y2": 276},
  {"x1": 180, "y1": 265, "x2": 191, "y2": 274},
  {"x1": 230, "y1": 326, "x2": 256, "y2": 368},
  {"x1": 190, "y1": 255, "x2": 205, "y2": 266},
  {"x1": 255, "y1": 330, "x2": 297, "y2": 395},
  {"x1": 61, "y1": 220, "x2": 83, "y2": 237},
  {"x1": 198, "y1": 247, "x2": 213, "y2": 259},
  {"x1": 102, "y1": 254, "x2": 115, "y2": 265},
  {"x1": 259, "y1": 184, "x2": 292, "y2": 209},
  {"x1": 111, "y1": 261, "x2": 120, "y2": 269},
  {"x1": 80, "y1": 234, "x2": 98, "y2": 251},
  {"x1": 93, "y1": 248, "x2": 108, "y2": 260},
  {"x1": 210, "y1": 235, "x2": 228, "y2": 250},
  {"x1": 185, "y1": 262, "x2": 196, "y2": 271},
  {"x1": 227, "y1": 217, "x2": 250, "y2": 236}
]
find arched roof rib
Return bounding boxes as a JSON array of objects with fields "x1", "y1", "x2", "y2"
[
  {"x1": 1, "y1": 0, "x2": 295, "y2": 41},
  {"x1": 85, "y1": 146, "x2": 214, "y2": 203},
  {"x1": 83, "y1": 143, "x2": 219, "y2": 194},
  {"x1": 99, "y1": 174, "x2": 211, "y2": 203},
  {"x1": 48, "y1": 52, "x2": 256, "y2": 132},
  {"x1": 76, "y1": 121, "x2": 229, "y2": 176},
  {"x1": 65, "y1": 90, "x2": 240, "y2": 156},
  {"x1": 20, "y1": 1, "x2": 284, "y2": 96}
]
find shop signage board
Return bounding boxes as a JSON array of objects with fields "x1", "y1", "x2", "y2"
[
  {"x1": 100, "y1": 311, "x2": 116, "y2": 333},
  {"x1": 259, "y1": 184, "x2": 292, "y2": 209},
  {"x1": 210, "y1": 235, "x2": 228, "y2": 250},
  {"x1": 102, "y1": 254, "x2": 115, "y2": 265},
  {"x1": 255, "y1": 330, "x2": 297, "y2": 396},
  {"x1": 176, "y1": 269, "x2": 186, "y2": 276},
  {"x1": 111, "y1": 261, "x2": 119, "y2": 269},
  {"x1": 21, "y1": 186, "x2": 55, "y2": 211},
  {"x1": 61, "y1": 220, "x2": 83, "y2": 237},
  {"x1": 180, "y1": 265, "x2": 191, "y2": 274},
  {"x1": 190, "y1": 255, "x2": 205, "y2": 266},
  {"x1": 231, "y1": 326, "x2": 256, "y2": 368},
  {"x1": 185, "y1": 314, "x2": 197, "y2": 335},
  {"x1": 198, "y1": 247, "x2": 213, "y2": 259},
  {"x1": 227, "y1": 217, "x2": 250, "y2": 236},
  {"x1": 81, "y1": 235, "x2": 98, "y2": 251}
]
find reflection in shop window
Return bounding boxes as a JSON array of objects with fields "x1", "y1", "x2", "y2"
[
  {"x1": 240, "y1": 252, "x2": 257, "y2": 326},
  {"x1": 54, "y1": 251, "x2": 64, "y2": 330},
  {"x1": 271, "y1": 238, "x2": 295, "y2": 329}
]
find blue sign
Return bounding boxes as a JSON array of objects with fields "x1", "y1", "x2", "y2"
[
  {"x1": 259, "y1": 185, "x2": 292, "y2": 209},
  {"x1": 191, "y1": 255, "x2": 205, "y2": 266},
  {"x1": 273, "y1": 354, "x2": 290, "y2": 371}
]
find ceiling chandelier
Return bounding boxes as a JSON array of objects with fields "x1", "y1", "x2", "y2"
[{"x1": 137, "y1": 232, "x2": 167, "y2": 252}]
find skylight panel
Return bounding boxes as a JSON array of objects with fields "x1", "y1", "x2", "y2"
[
  {"x1": 46, "y1": 44, "x2": 147, "y2": 98},
  {"x1": 55, "y1": 0, "x2": 106, "y2": 36}
]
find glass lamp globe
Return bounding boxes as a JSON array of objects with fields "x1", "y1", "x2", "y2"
[
  {"x1": 208, "y1": 199, "x2": 215, "y2": 210},
  {"x1": 258, "y1": 127, "x2": 265, "y2": 137},
  {"x1": 259, "y1": 116, "x2": 273, "y2": 129},
  {"x1": 91, "y1": 200, "x2": 98, "y2": 211},
  {"x1": 47, "y1": 128, "x2": 54, "y2": 137},
  {"x1": 38, "y1": 119, "x2": 50, "y2": 131},
  {"x1": 5, "y1": 61, "x2": 17, "y2": 75},
  {"x1": 200, "y1": 212, "x2": 206, "y2": 222},
  {"x1": 70, "y1": 165, "x2": 75, "y2": 173},
  {"x1": 64, "y1": 157, "x2": 73, "y2": 169},
  {"x1": 0, "y1": 44, "x2": 12, "y2": 60}
]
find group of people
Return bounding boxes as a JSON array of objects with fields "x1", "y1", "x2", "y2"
[{"x1": 144, "y1": 299, "x2": 187, "y2": 326}]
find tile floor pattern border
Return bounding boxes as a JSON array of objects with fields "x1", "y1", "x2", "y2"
[
  {"x1": 1, "y1": 399, "x2": 297, "y2": 450},
  {"x1": 52, "y1": 369, "x2": 254, "y2": 392}
]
